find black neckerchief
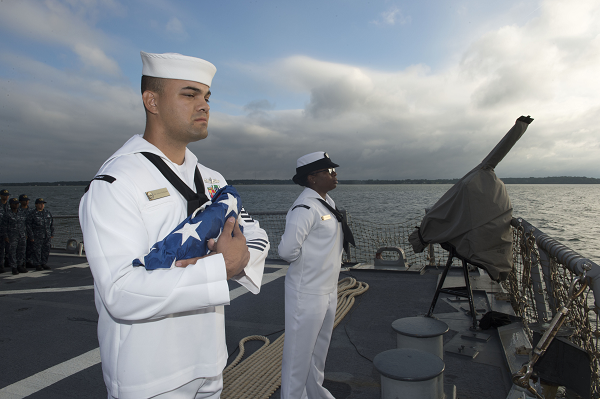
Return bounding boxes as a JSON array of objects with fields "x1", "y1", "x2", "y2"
[
  {"x1": 141, "y1": 152, "x2": 209, "y2": 216},
  {"x1": 317, "y1": 198, "x2": 355, "y2": 255}
]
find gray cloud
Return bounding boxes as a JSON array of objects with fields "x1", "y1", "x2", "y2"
[
  {"x1": 0, "y1": 1, "x2": 122, "y2": 77},
  {"x1": 0, "y1": 0, "x2": 599, "y2": 184},
  {"x1": 208, "y1": 0, "x2": 600, "y2": 180},
  {"x1": 243, "y1": 99, "x2": 276, "y2": 114},
  {"x1": 0, "y1": 54, "x2": 142, "y2": 183},
  {"x1": 305, "y1": 78, "x2": 369, "y2": 119}
]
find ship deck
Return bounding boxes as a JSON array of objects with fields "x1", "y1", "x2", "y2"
[{"x1": 0, "y1": 253, "x2": 517, "y2": 399}]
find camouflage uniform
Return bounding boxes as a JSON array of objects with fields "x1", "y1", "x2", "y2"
[
  {"x1": 28, "y1": 208, "x2": 54, "y2": 267},
  {"x1": 19, "y1": 207, "x2": 32, "y2": 266},
  {"x1": 19, "y1": 199, "x2": 34, "y2": 267},
  {"x1": 0, "y1": 192, "x2": 9, "y2": 272},
  {"x1": 0, "y1": 205, "x2": 5, "y2": 272},
  {"x1": 3, "y1": 208, "x2": 28, "y2": 270}
]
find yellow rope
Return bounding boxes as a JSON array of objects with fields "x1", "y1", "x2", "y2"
[{"x1": 221, "y1": 277, "x2": 369, "y2": 399}]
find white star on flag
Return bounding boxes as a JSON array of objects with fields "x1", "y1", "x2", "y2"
[
  {"x1": 174, "y1": 221, "x2": 202, "y2": 245},
  {"x1": 222, "y1": 193, "x2": 239, "y2": 218},
  {"x1": 132, "y1": 185, "x2": 244, "y2": 270}
]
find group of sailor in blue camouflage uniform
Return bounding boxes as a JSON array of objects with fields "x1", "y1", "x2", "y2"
[{"x1": 0, "y1": 189, "x2": 54, "y2": 275}]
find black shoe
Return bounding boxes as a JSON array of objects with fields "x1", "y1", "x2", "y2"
[
  {"x1": 0, "y1": 267, "x2": 5, "y2": 274},
  {"x1": 26, "y1": 262, "x2": 34, "y2": 268},
  {"x1": 36, "y1": 265, "x2": 43, "y2": 271},
  {"x1": 42, "y1": 265, "x2": 51, "y2": 270},
  {"x1": 17, "y1": 265, "x2": 28, "y2": 273},
  {"x1": 12, "y1": 268, "x2": 19, "y2": 275}
]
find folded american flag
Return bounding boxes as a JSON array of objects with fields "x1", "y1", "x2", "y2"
[{"x1": 133, "y1": 185, "x2": 243, "y2": 270}]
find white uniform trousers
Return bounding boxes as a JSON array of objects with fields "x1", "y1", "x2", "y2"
[
  {"x1": 108, "y1": 374, "x2": 223, "y2": 399},
  {"x1": 281, "y1": 286, "x2": 337, "y2": 399}
]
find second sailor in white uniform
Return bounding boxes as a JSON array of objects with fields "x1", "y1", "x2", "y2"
[{"x1": 278, "y1": 152, "x2": 354, "y2": 399}]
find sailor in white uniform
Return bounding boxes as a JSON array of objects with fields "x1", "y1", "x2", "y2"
[
  {"x1": 278, "y1": 152, "x2": 353, "y2": 399},
  {"x1": 79, "y1": 52, "x2": 269, "y2": 399}
]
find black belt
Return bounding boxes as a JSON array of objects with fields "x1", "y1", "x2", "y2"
[
  {"x1": 141, "y1": 152, "x2": 209, "y2": 216},
  {"x1": 317, "y1": 198, "x2": 355, "y2": 255}
]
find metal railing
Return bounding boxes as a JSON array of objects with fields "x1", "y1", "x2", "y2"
[
  {"x1": 247, "y1": 211, "x2": 452, "y2": 265},
  {"x1": 52, "y1": 212, "x2": 451, "y2": 264},
  {"x1": 52, "y1": 212, "x2": 450, "y2": 262},
  {"x1": 505, "y1": 217, "x2": 600, "y2": 398}
]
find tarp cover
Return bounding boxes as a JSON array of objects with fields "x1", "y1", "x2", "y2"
[{"x1": 409, "y1": 116, "x2": 533, "y2": 282}]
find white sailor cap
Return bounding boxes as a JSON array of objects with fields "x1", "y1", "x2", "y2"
[
  {"x1": 141, "y1": 51, "x2": 217, "y2": 87},
  {"x1": 292, "y1": 152, "x2": 339, "y2": 185}
]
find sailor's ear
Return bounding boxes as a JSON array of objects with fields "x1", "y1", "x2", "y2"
[{"x1": 142, "y1": 91, "x2": 158, "y2": 114}]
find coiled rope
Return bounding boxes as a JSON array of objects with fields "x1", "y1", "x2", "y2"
[{"x1": 221, "y1": 277, "x2": 369, "y2": 399}]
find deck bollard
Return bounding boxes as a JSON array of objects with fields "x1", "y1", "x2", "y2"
[
  {"x1": 374, "y1": 348, "x2": 445, "y2": 399},
  {"x1": 392, "y1": 316, "x2": 449, "y2": 359}
]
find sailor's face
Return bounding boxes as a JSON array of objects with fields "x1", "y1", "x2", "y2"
[
  {"x1": 20, "y1": 200, "x2": 29, "y2": 207},
  {"x1": 159, "y1": 79, "x2": 211, "y2": 144},
  {"x1": 310, "y1": 168, "x2": 338, "y2": 193},
  {"x1": 36, "y1": 203, "x2": 45, "y2": 211}
]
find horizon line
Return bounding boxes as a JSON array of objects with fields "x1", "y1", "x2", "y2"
[{"x1": 2, "y1": 176, "x2": 600, "y2": 186}]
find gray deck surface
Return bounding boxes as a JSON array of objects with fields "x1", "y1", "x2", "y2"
[{"x1": 0, "y1": 254, "x2": 514, "y2": 398}]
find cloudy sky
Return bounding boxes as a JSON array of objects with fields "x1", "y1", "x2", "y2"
[{"x1": 0, "y1": 0, "x2": 599, "y2": 183}]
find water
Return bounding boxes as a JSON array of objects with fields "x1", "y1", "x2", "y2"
[
  {"x1": 3, "y1": 185, "x2": 87, "y2": 216},
  {"x1": 6, "y1": 184, "x2": 600, "y2": 263}
]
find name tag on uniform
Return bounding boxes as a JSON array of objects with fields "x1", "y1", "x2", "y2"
[
  {"x1": 146, "y1": 188, "x2": 170, "y2": 201},
  {"x1": 204, "y1": 177, "x2": 220, "y2": 185},
  {"x1": 321, "y1": 214, "x2": 331, "y2": 221}
]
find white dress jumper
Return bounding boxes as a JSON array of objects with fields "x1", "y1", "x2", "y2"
[
  {"x1": 278, "y1": 188, "x2": 344, "y2": 399},
  {"x1": 80, "y1": 135, "x2": 269, "y2": 399}
]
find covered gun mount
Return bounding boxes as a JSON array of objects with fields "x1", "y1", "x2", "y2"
[{"x1": 409, "y1": 115, "x2": 534, "y2": 282}]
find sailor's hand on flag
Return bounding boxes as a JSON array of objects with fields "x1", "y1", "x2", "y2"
[
  {"x1": 212, "y1": 217, "x2": 250, "y2": 279},
  {"x1": 174, "y1": 217, "x2": 249, "y2": 279}
]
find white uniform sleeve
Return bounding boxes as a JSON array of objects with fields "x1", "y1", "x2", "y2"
[
  {"x1": 278, "y1": 205, "x2": 315, "y2": 263},
  {"x1": 229, "y1": 207, "x2": 269, "y2": 294},
  {"x1": 79, "y1": 176, "x2": 230, "y2": 321}
]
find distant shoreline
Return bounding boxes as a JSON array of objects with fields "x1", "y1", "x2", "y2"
[{"x1": 2, "y1": 176, "x2": 600, "y2": 186}]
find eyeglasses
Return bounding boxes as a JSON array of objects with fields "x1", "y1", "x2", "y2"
[{"x1": 310, "y1": 168, "x2": 335, "y2": 175}]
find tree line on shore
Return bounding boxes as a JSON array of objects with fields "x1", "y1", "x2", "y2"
[{"x1": 2, "y1": 176, "x2": 600, "y2": 186}]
